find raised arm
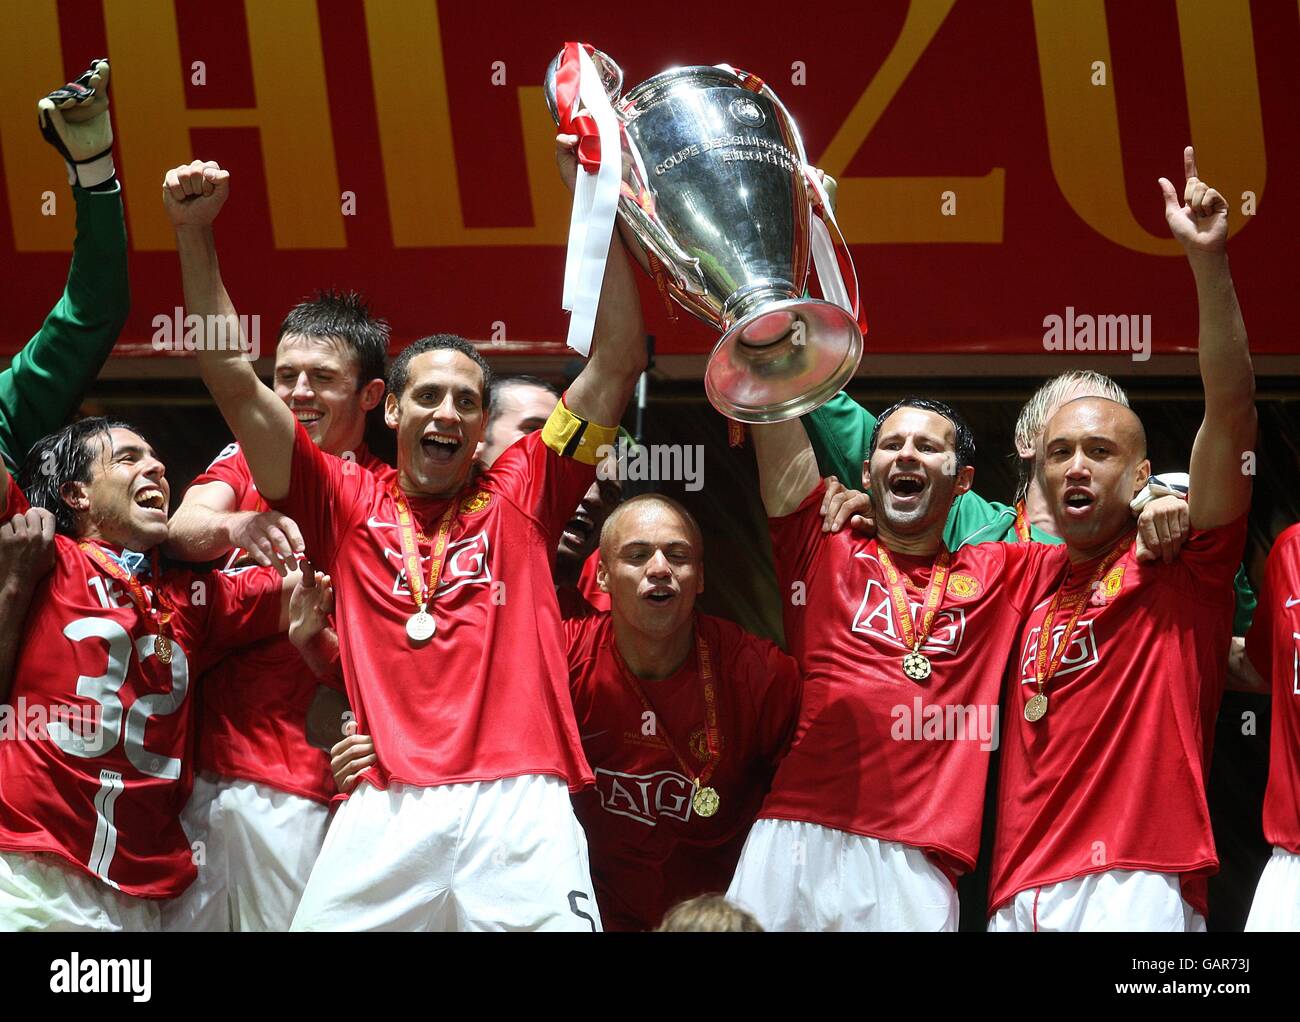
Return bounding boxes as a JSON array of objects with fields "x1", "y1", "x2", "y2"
[
  {"x1": 552, "y1": 136, "x2": 647, "y2": 427},
  {"x1": 0, "y1": 504, "x2": 56, "y2": 702},
  {"x1": 751, "y1": 418, "x2": 822, "y2": 518},
  {"x1": 1158, "y1": 147, "x2": 1256, "y2": 530},
  {"x1": 0, "y1": 60, "x2": 128, "y2": 471},
  {"x1": 163, "y1": 162, "x2": 297, "y2": 500}
]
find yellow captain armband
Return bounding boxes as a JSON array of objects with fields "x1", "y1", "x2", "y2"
[{"x1": 541, "y1": 397, "x2": 620, "y2": 466}]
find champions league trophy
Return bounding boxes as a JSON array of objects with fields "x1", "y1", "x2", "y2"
[{"x1": 545, "y1": 44, "x2": 866, "y2": 424}]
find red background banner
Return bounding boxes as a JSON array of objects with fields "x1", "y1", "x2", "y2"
[{"x1": 0, "y1": 0, "x2": 1296, "y2": 362}]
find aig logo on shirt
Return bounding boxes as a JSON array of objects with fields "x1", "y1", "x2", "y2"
[
  {"x1": 851, "y1": 578, "x2": 967, "y2": 655},
  {"x1": 1017, "y1": 620, "x2": 1099, "y2": 685},
  {"x1": 596, "y1": 768, "x2": 695, "y2": 826},
  {"x1": 385, "y1": 532, "x2": 493, "y2": 597}
]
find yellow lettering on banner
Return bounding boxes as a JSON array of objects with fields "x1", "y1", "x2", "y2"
[
  {"x1": 816, "y1": 0, "x2": 1004, "y2": 243},
  {"x1": 1034, "y1": 0, "x2": 1264, "y2": 254},
  {"x1": 0, "y1": 1, "x2": 74, "y2": 251},
  {"x1": 364, "y1": 0, "x2": 569, "y2": 246},
  {"x1": 105, "y1": 0, "x2": 343, "y2": 250}
]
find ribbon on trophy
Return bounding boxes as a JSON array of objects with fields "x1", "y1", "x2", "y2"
[
  {"x1": 554, "y1": 41, "x2": 624, "y2": 358},
  {"x1": 804, "y1": 167, "x2": 868, "y2": 336}
]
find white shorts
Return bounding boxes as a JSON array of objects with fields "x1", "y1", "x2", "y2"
[
  {"x1": 726, "y1": 818, "x2": 959, "y2": 932},
  {"x1": 161, "y1": 772, "x2": 331, "y2": 932},
  {"x1": 0, "y1": 850, "x2": 160, "y2": 932},
  {"x1": 988, "y1": 869, "x2": 1207, "y2": 931},
  {"x1": 1245, "y1": 847, "x2": 1300, "y2": 931},
  {"x1": 290, "y1": 773, "x2": 601, "y2": 932}
]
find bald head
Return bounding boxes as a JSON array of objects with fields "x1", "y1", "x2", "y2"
[
  {"x1": 1046, "y1": 396, "x2": 1147, "y2": 460},
  {"x1": 1039, "y1": 396, "x2": 1151, "y2": 560},
  {"x1": 599, "y1": 493, "x2": 703, "y2": 559}
]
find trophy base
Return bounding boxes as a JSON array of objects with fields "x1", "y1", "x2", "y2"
[{"x1": 704, "y1": 297, "x2": 863, "y2": 424}]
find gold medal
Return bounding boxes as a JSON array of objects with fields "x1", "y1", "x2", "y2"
[
  {"x1": 902, "y1": 651, "x2": 931, "y2": 681},
  {"x1": 1024, "y1": 691, "x2": 1048, "y2": 722},
  {"x1": 406, "y1": 610, "x2": 436, "y2": 643},
  {"x1": 154, "y1": 634, "x2": 173, "y2": 665},
  {"x1": 692, "y1": 784, "x2": 720, "y2": 818}
]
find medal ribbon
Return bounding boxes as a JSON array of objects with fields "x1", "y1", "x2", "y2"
[
  {"x1": 1013, "y1": 500, "x2": 1031, "y2": 543},
  {"x1": 79, "y1": 543, "x2": 174, "y2": 641},
  {"x1": 613, "y1": 627, "x2": 721, "y2": 792},
  {"x1": 876, "y1": 546, "x2": 951, "y2": 655},
  {"x1": 1032, "y1": 534, "x2": 1133, "y2": 698},
  {"x1": 389, "y1": 483, "x2": 458, "y2": 615}
]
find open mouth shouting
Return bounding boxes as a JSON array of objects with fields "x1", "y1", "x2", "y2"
[
  {"x1": 887, "y1": 471, "x2": 927, "y2": 507},
  {"x1": 562, "y1": 507, "x2": 595, "y2": 549},
  {"x1": 1062, "y1": 486, "x2": 1096, "y2": 519},
  {"x1": 133, "y1": 485, "x2": 168, "y2": 518},
  {"x1": 420, "y1": 430, "x2": 463, "y2": 465}
]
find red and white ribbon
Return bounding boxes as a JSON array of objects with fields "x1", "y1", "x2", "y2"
[
  {"x1": 554, "y1": 42, "x2": 623, "y2": 357},
  {"x1": 804, "y1": 166, "x2": 868, "y2": 334}
]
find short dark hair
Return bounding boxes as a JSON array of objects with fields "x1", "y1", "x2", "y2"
[
  {"x1": 386, "y1": 334, "x2": 493, "y2": 403},
  {"x1": 278, "y1": 289, "x2": 389, "y2": 387},
  {"x1": 488, "y1": 375, "x2": 560, "y2": 426},
  {"x1": 868, "y1": 397, "x2": 976, "y2": 470},
  {"x1": 18, "y1": 417, "x2": 144, "y2": 535}
]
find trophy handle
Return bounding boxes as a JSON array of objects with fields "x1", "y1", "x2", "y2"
[{"x1": 543, "y1": 46, "x2": 624, "y2": 123}]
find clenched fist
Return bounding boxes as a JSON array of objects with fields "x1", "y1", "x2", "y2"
[{"x1": 162, "y1": 160, "x2": 230, "y2": 228}]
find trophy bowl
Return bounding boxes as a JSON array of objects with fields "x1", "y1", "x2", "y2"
[{"x1": 546, "y1": 48, "x2": 863, "y2": 423}]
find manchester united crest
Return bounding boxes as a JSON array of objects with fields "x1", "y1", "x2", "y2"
[
  {"x1": 689, "y1": 728, "x2": 725, "y2": 763},
  {"x1": 460, "y1": 490, "x2": 492, "y2": 514},
  {"x1": 947, "y1": 573, "x2": 981, "y2": 599},
  {"x1": 1100, "y1": 564, "x2": 1125, "y2": 600}
]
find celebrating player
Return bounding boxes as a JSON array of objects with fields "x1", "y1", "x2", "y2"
[
  {"x1": 726, "y1": 398, "x2": 1071, "y2": 930},
  {"x1": 987, "y1": 148, "x2": 1255, "y2": 931},
  {"x1": 160, "y1": 291, "x2": 389, "y2": 932},
  {"x1": 329, "y1": 494, "x2": 803, "y2": 930},
  {"x1": 1243, "y1": 523, "x2": 1300, "y2": 930},
  {"x1": 0, "y1": 420, "x2": 290, "y2": 931},
  {"x1": 164, "y1": 139, "x2": 646, "y2": 929}
]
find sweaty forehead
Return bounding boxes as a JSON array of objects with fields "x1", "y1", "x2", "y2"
[
  {"x1": 276, "y1": 333, "x2": 355, "y2": 374},
  {"x1": 606, "y1": 501, "x2": 698, "y2": 551},
  {"x1": 1045, "y1": 397, "x2": 1146, "y2": 450},
  {"x1": 100, "y1": 428, "x2": 155, "y2": 462}
]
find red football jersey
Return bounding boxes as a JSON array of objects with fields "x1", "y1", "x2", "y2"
[
  {"x1": 760, "y1": 481, "x2": 1067, "y2": 877},
  {"x1": 269, "y1": 421, "x2": 594, "y2": 791},
  {"x1": 990, "y1": 519, "x2": 1247, "y2": 917},
  {"x1": 578, "y1": 550, "x2": 609, "y2": 612},
  {"x1": 190, "y1": 441, "x2": 390, "y2": 803},
  {"x1": 0, "y1": 479, "x2": 284, "y2": 897},
  {"x1": 1246, "y1": 522, "x2": 1300, "y2": 856},
  {"x1": 566, "y1": 612, "x2": 801, "y2": 930}
]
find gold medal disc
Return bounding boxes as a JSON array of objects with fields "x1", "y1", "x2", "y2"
[
  {"x1": 406, "y1": 611, "x2": 436, "y2": 643},
  {"x1": 154, "y1": 634, "x2": 173, "y2": 665},
  {"x1": 902, "y1": 651, "x2": 932, "y2": 681},
  {"x1": 692, "y1": 785, "x2": 720, "y2": 818},
  {"x1": 1024, "y1": 692, "x2": 1049, "y2": 722}
]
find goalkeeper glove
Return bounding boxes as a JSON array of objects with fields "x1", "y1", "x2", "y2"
[{"x1": 38, "y1": 58, "x2": 115, "y2": 189}]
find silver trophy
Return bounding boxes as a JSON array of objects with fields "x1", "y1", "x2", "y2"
[{"x1": 545, "y1": 47, "x2": 863, "y2": 423}]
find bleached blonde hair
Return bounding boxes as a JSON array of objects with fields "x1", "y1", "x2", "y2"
[{"x1": 1013, "y1": 371, "x2": 1129, "y2": 500}]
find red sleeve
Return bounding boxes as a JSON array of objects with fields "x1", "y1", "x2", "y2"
[
  {"x1": 4, "y1": 473, "x2": 30, "y2": 515},
  {"x1": 480, "y1": 430, "x2": 597, "y2": 551},
  {"x1": 199, "y1": 566, "x2": 284, "y2": 655},
  {"x1": 1000, "y1": 540, "x2": 1070, "y2": 615},
  {"x1": 563, "y1": 612, "x2": 603, "y2": 717},
  {"x1": 1155, "y1": 515, "x2": 1249, "y2": 607},
  {"x1": 767, "y1": 479, "x2": 830, "y2": 596},
  {"x1": 265, "y1": 420, "x2": 369, "y2": 572},
  {"x1": 190, "y1": 442, "x2": 252, "y2": 497}
]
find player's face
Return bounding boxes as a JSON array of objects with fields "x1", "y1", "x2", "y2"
[
  {"x1": 1040, "y1": 399, "x2": 1150, "y2": 556},
  {"x1": 70, "y1": 428, "x2": 170, "y2": 550},
  {"x1": 867, "y1": 408, "x2": 971, "y2": 535},
  {"x1": 274, "y1": 334, "x2": 378, "y2": 455},
  {"x1": 557, "y1": 465, "x2": 622, "y2": 571},
  {"x1": 1016, "y1": 382, "x2": 1115, "y2": 462},
  {"x1": 600, "y1": 503, "x2": 703, "y2": 638},
  {"x1": 478, "y1": 384, "x2": 556, "y2": 467},
  {"x1": 385, "y1": 350, "x2": 486, "y2": 497}
]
